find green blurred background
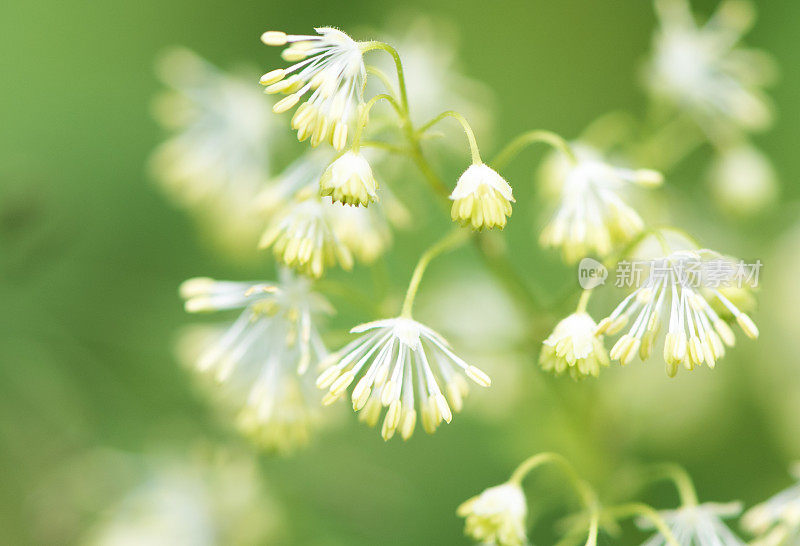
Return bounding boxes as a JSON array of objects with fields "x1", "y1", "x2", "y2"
[{"x1": 2, "y1": 0, "x2": 800, "y2": 544}]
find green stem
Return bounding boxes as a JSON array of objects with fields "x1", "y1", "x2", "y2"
[
  {"x1": 351, "y1": 93, "x2": 403, "y2": 150},
  {"x1": 510, "y1": 453, "x2": 600, "y2": 546},
  {"x1": 648, "y1": 463, "x2": 699, "y2": 508},
  {"x1": 400, "y1": 229, "x2": 469, "y2": 318},
  {"x1": 576, "y1": 290, "x2": 592, "y2": 313},
  {"x1": 417, "y1": 110, "x2": 482, "y2": 164},
  {"x1": 365, "y1": 65, "x2": 396, "y2": 96},
  {"x1": 359, "y1": 41, "x2": 409, "y2": 114},
  {"x1": 492, "y1": 130, "x2": 578, "y2": 170},
  {"x1": 604, "y1": 503, "x2": 679, "y2": 546},
  {"x1": 362, "y1": 46, "x2": 543, "y2": 316}
]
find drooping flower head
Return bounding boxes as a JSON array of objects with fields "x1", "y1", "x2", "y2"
[
  {"x1": 457, "y1": 482, "x2": 528, "y2": 546},
  {"x1": 540, "y1": 312, "x2": 610, "y2": 380},
  {"x1": 316, "y1": 317, "x2": 491, "y2": 440},
  {"x1": 260, "y1": 27, "x2": 366, "y2": 150},
  {"x1": 319, "y1": 150, "x2": 378, "y2": 206},
  {"x1": 597, "y1": 248, "x2": 758, "y2": 376},
  {"x1": 742, "y1": 463, "x2": 800, "y2": 546},
  {"x1": 450, "y1": 163, "x2": 515, "y2": 230},
  {"x1": 259, "y1": 189, "x2": 354, "y2": 279},
  {"x1": 179, "y1": 271, "x2": 332, "y2": 453},
  {"x1": 646, "y1": 0, "x2": 775, "y2": 133},
  {"x1": 540, "y1": 146, "x2": 662, "y2": 263},
  {"x1": 638, "y1": 502, "x2": 745, "y2": 545}
]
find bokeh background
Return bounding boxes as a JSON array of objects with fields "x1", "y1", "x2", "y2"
[{"x1": 2, "y1": 0, "x2": 800, "y2": 544}]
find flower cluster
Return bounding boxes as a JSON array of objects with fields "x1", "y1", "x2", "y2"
[
  {"x1": 146, "y1": 10, "x2": 777, "y2": 546},
  {"x1": 316, "y1": 317, "x2": 491, "y2": 440},
  {"x1": 597, "y1": 250, "x2": 758, "y2": 376}
]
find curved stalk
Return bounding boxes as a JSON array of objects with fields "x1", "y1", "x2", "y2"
[
  {"x1": 648, "y1": 463, "x2": 699, "y2": 507},
  {"x1": 351, "y1": 93, "x2": 403, "y2": 150},
  {"x1": 492, "y1": 130, "x2": 578, "y2": 170},
  {"x1": 509, "y1": 453, "x2": 600, "y2": 546},
  {"x1": 359, "y1": 41, "x2": 409, "y2": 114},
  {"x1": 605, "y1": 502, "x2": 679, "y2": 546},
  {"x1": 400, "y1": 229, "x2": 469, "y2": 318},
  {"x1": 418, "y1": 110, "x2": 482, "y2": 164}
]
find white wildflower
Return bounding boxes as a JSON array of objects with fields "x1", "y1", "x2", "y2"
[
  {"x1": 540, "y1": 146, "x2": 662, "y2": 263},
  {"x1": 743, "y1": 464, "x2": 800, "y2": 546},
  {"x1": 319, "y1": 150, "x2": 378, "y2": 206},
  {"x1": 259, "y1": 190, "x2": 354, "y2": 278},
  {"x1": 450, "y1": 163, "x2": 514, "y2": 230},
  {"x1": 646, "y1": 0, "x2": 776, "y2": 132},
  {"x1": 260, "y1": 27, "x2": 366, "y2": 150},
  {"x1": 457, "y1": 482, "x2": 528, "y2": 546},
  {"x1": 179, "y1": 271, "x2": 331, "y2": 453},
  {"x1": 638, "y1": 502, "x2": 745, "y2": 545},
  {"x1": 150, "y1": 48, "x2": 280, "y2": 254},
  {"x1": 316, "y1": 317, "x2": 491, "y2": 440},
  {"x1": 77, "y1": 450, "x2": 283, "y2": 546},
  {"x1": 540, "y1": 312, "x2": 609, "y2": 380},
  {"x1": 597, "y1": 249, "x2": 759, "y2": 376}
]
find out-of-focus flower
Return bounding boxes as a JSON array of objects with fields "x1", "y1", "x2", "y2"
[
  {"x1": 540, "y1": 312, "x2": 609, "y2": 380},
  {"x1": 539, "y1": 145, "x2": 662, "y2": 263},
  {"x1": 319, "y1": 150, "x2": 379, "y2": 206},
  {"x1": 450, "y1": 163, "x2": 514, "y2": 230},
  {"x1": 179, "y1": 271, "x2": 331, "y2": 453},
  {"x1": 638, "y1": 502, "x2": 745, "y2": 545},
  {"x1": 33, "y1": 447, "x2": 283, "y2": 546},
  {"x1": 316, "y1": 317, "x2": 491, "y2": 440},
  {"x1": 742, "y1": 464, "x2": 800, "y2": 545},
  {"x1": 598, "y1": 249, "x2": 758, "y2": 376},
  {"x1": 708, "y1": 143, "x2": 778, "y2": 216},
  {"x1": 150, "y1": 48, "x2": 281, "y2": 256},
  {"x1": 457, "y1": 482, "x2": 527, "y2": 546},
  {"x1": 259, "y1": 190, "x2": 354, "y2": 278},
  {"x1": 260, "y1": 27, "x2": 366, "y2": 150},
  {"x1": 328, "y1": 202, "x2": 392, "y2": 263},
  {"x1": 645, "y1": 0, "x2": 776, "y2": 133}
]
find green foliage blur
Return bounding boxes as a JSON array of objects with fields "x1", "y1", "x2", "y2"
[{"x1": 2, "y1": 0, "x2": 800, "y2": 544}]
